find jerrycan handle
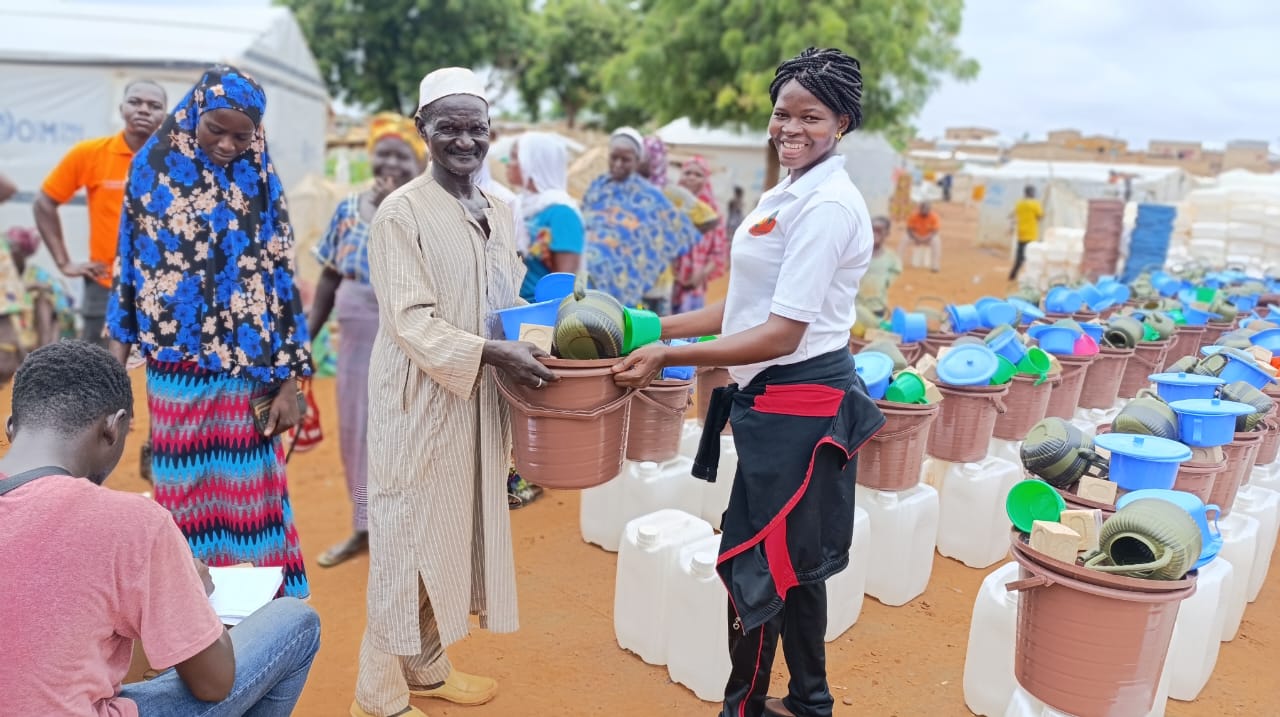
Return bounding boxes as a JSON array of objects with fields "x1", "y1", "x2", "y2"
[
  {"x1": 1205, "y1": 505, "x2": 1222, "y2": 538},
  {"x1": 572, "y1": 271, "x2": 589, "y2": 301}
]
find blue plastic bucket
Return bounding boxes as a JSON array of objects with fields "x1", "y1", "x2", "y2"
[
  {"x1": 985, "y1": 328, "x2": 1028, "y2": 364},
  {"x1": 1094, "y1": 433, "x2": 1190, "y2": 492},
  {"x1": 497, "y1": 299, "x2": 560, "y2": 340},
  {"x1": 1218, "y1": 351, "x2": 1277, "y2": 389},
  {"x1": 1149, "y1": 372, "x2": 1224, "y2": 403},
  {"x1": 978, "y1": 301, "x2": 1019, "y2": 329},
  {"x1": 855, "y1": 351, "x2": 895, "y2": 400},
  {"x1": 1008, "y1": 298, "x2": 1045, "y2": 325},
  {"x1": 533, "y1": 272, "x2": 577, "y2": 303},
  {"x1": 1028, "y1": 324, "x2": 1080, "y2": 355},
  {"x1": 1181, "y1": 304, "x2": 1215, "y2": 326},
  {"x1": 1079, "y1": 323, "x2": 1105, "y2": 343},
  {"x1": 891, "y1": 307, "x2": 928, "y2": 343},
  {"x1": 1250, "y1": 328, "x2": 1280, "y2": 353},
  {"x1": 1169, "y1": 398, "x2": 1255, "y2": 447},
  {"x1": 1045, "y1": 287, "x2": 1083, "y2": 314},
  {"x1": 946, "y1": 304, "x2": 983, "y2": 333}
]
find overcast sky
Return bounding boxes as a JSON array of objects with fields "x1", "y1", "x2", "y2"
[{"x1": 914, "y1": 0, "x2": 1280, "y2": 150}]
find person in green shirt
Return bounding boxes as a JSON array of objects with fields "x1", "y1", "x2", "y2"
[{"x1": 857, "y1": 216, "x2": 901, "y2": 317}]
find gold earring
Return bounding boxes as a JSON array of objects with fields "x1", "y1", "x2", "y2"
[{"x1": 836, "y1": 131, "x2": 844, "y2": 140}]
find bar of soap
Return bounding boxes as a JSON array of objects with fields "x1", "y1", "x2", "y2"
[
  {"x1": 1030, "y1": 520, "x2": 1082, "y2": 565},
  {"x1": 1058, "y1": 509, "x2": 1103, "y2": 552},
  {"x1": 1077, "y1": 476, "x2": 1118, "y2": 505},
  {"x1": 519, "y1": 323, "x2": 554, "y2": 354}
]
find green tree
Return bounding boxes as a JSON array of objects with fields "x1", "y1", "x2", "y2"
[
  {"x1": 515, "y1": 0, "x2": 635, "y2": 128},
  {"x1": 610, "y1": 0, "x2": 978, "y2": 144},
  {"x1": 281, "y1": 0, "x2": 531, "y2": 112}
]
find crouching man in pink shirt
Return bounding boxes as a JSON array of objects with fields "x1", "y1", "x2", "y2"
[{"x1": 0, "y1": 340, "x2": 321, "y2": 716}]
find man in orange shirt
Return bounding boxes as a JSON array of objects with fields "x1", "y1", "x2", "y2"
[
  {"x1": 901, "y1": 200, "x2": 942, "y2": 272},
  {"x1": 34, "y1": 80, "x2": 167, "y2": 347}
]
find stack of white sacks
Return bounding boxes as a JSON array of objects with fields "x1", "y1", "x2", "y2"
[
  {"x1": 1171, "y1": 171, "x2": 1280, "y2": 271},
  {"x1": 1016, "y1": 227, "x2": 1085, "y2": 288},
  {"x1": 963, "y1": 425, "x2": 1280, "y2": 716}
]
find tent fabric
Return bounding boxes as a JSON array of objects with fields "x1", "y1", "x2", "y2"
[
  {"x1": 959, "y1": 159, "x2": 1193, "y2": 249},
  {"x1": 0, "y1": 1, "x2": 329, "y2": 305}
]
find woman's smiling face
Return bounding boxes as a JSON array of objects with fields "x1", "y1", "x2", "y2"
[{"x1": 767, "y1": 80, "x2": 848, "y2": 174}]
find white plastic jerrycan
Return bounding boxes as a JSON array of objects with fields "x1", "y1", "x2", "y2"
[
  {"x1": 677, "y1": 418, "x2": 740, "y2": 529},
  {"x1": 1230, "y1": 483, "x2": 1280, "y2": 602},
  {"x1": 621, "y1": 457, "x2": 702, "y2": 527},
  {"x1": 1249, "y1": 457, "x2": 1280, "y2": 492},
  {"x1": 579, "y1": 463, "x2": 628, "y2": 551},
  {"x1": 1216, "y1": 510, "x2": 1260, "y2": 641},
  {"x1": 988, "y1": 437, "x2": 1023, "y2": 469},
  {"x1": 937, "y1": 456, "x2": 1024, "y2": 569},
  {"x1": 962, "y1": 562, "x2": 1020, "y2": 716},
  {"x1": 1165, "y1": 556, "x2": 1232, "y2": 702},
  {"x1": 665, "y1": 534, "x2": 731, "y2": 701},
  {"x1": 614, "y1": 509, "x2": 714, "y2": 665},
  {"x1": 856, "y1": 482, "x2": 939, "y2": 607},
  {"x1": 824, "y1": 505, "x2": 870, "y2": 642}
]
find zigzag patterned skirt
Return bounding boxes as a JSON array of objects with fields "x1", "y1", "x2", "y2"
[{"x1": 146, "y1": 359, "x2": 309, "y2": 599}]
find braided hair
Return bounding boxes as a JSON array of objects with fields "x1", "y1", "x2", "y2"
[{"x1": 769, "y1": 47, "x2": 864, "y2": 134}]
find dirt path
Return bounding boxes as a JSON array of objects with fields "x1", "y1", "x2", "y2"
[{"x1": 25, "y1": 202, "x2": 1273, "y2": 715}]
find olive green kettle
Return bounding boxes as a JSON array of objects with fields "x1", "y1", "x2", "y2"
[
  {"x1": 553, "y1": 275, "x2": 627, "y2": 360},
  {"x1": 1020, "y1": 418, "x2": 1109, "y2": 488}
]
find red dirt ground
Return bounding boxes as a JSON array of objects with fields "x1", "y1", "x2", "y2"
[{"x1": 12, "y1": 203, "x2": 1273, "y2": 715}]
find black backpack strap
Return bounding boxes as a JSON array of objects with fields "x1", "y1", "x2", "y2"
[{"x1": 0, "y1": 466, "x2": 70, "y2": 496}]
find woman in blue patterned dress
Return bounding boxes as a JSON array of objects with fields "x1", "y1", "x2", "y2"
[
  {"x1": 107, "y1": 65, "x2": 313, "y2": 598},
  {"x1": 307, "y1": 112, "x2": 425, "y2": 567},
  {"x1": 582, "y1": 128, "x2": 701, "y2": 310}
]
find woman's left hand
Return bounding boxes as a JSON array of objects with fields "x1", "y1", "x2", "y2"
[
  {"x1": 611, "y1": 344, "x2": 667, "y2": 388},
  {"x1": 265, "y1": 379, "x2": 301, "y2": 437}
]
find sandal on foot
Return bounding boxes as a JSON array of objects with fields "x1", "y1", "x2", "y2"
[
  {"x1": 409, "y1": 669, "x2": 497, "y2": 705},
  {"x1": 318, "y1": 532, "x2": 368, "y2": 568}
]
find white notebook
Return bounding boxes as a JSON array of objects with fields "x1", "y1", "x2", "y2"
[{"x1": 207, "y1": 566, "x2": 284, "y2": 626}]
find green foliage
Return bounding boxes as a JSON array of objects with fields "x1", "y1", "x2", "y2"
[
  {"x1": 282, "y1": 0, "x2": 976, "y2": 141},
  {"x1": 607, "y1": 0, "x2": 977, "y2": 136},
  {"x1": 280, "y1": 0, "x2": 531, "y2": 113},
  {"x1": 514, "y1": 0, "x2": 634, "y2": 127}
]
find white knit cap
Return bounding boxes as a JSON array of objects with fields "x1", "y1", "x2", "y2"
[{"x1": 417, "y1": 67, "x2": 488, "y2": 111}]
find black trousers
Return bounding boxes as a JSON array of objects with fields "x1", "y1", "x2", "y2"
[
  {"x1": 81, "y1": 278, "x2": 110, "y2": 348},
  {"x1": 720, "y1": 581, "x2": 832, "y2": 717},
  {"x1": 1009, "y1": 241, "x2": 1029, "y2": 281}
]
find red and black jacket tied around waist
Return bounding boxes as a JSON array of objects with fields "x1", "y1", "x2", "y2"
[{"x1": 694, "y1": 349, "x2": 885, "y2": 633}]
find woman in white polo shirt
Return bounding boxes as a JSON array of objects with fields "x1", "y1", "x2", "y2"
[{"x1": 613, "y1": 47, "x2": 885, "y2": 717}]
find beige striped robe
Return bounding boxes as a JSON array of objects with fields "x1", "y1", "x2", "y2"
[{"x1": 364, "y1": 173, "x2": 525, "y2": 656}]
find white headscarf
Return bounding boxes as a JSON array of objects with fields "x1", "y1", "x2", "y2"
[
  {"x1": 516, "y1": 132, "x2": 579, "y2": 224},
  {"x1": 609, "y1": 127, "x2": 646, "y2": 159}
]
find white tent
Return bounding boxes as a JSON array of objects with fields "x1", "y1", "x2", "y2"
[
  {"x1": 655, "y1": 117, "x2": 901, "y2": 216},
  {"x1": 958, "y1": 159, "x2": 1194, "y2": 249},
  {"x1": 0, "y1": 0, "x2": 329, "y2": 285}
]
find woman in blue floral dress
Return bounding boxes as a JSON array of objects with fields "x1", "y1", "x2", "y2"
[{"x1": 107, "y1": 65, "x2": 313, "y2": 598}]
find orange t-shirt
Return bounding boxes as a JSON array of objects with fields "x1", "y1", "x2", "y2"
[
  {"x1": 907, "y1": 210, "x2": 941, "y2": 238},
  {"x1": 41, "y1": 132, "x2": 136, "y2": 287}
]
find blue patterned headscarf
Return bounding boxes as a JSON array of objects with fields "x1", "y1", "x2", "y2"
[
  {"x1": 581, "y1": 172, "x2": 700, "y2": 308},
  {"x1": 108, "y1": 65, "x2": 312, "y2": 383}
]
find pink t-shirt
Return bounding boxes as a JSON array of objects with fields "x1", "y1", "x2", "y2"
[{"x1": 0, "y1": 475, "x2": 225, "y2": 716}]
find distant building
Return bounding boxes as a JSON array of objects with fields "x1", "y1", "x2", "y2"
[{"x1": 1223, "y1": 140, "x2": 1272, "y2": 172}]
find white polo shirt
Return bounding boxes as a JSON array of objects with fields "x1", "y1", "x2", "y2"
[{"x1": 722, "y1": 155, "x2": 872, "y2": 385}]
